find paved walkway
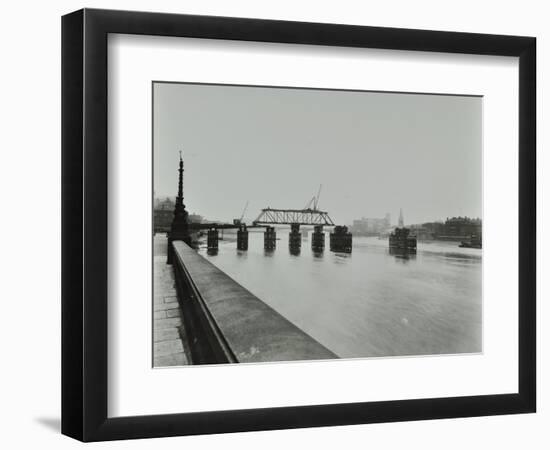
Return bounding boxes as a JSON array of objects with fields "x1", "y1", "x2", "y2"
[{"x1": 153, "y1": 234, "x2": 190, "y2": 367}]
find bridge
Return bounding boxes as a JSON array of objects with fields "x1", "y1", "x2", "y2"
[
  {"x1": 253, "y1": 208, "x2": 335, "y2": 226},
  {"x1": 156, "y1": 155, "x2": 349, "y2": 366}
]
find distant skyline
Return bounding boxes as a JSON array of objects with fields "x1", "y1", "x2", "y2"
[
  {"x1": 154, "y1": 82, "x2": 482, "y2": 225},
  {"x1": 153, "y1": 193, "x2": 480, "y2": 226}
]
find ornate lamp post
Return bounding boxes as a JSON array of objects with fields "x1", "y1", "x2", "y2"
[{"x1": 167, "y1": 152, "x2": 191, "y2": 264}]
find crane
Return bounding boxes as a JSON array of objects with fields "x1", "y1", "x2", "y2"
[
  {"x1": 233, "y1": 200, "x2": 249, "y2": 225},
  {"x1": 304, "y1": 184, "x2": 323, "y2": 211},
  {"x1": 313, "y1": 184, "x2": 322, "y2": 210}
]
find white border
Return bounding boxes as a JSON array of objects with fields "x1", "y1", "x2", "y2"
[{"x1": 108, "y1": 34, "x2": 518, "y2": 417}]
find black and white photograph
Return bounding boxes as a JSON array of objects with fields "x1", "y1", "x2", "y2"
[
  {"x1": 0, "y1": 0, "x2": 543, "y2": 447},
  {"x1": 152, "y1": 82, "x2": 483, "y2": 367}
]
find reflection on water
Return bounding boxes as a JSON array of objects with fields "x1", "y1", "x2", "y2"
[
  {"x1": 389, "y1": 247, "x2": 417, "y2": 261},
  {"x1": 289, "y1": 247, "x2": 301, "y2": 257},
  {"x1": 199, "y1": 232, "x2": 482, "y2": 359}
]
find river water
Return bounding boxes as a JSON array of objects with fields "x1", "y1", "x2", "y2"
[{"x1": 198, "y1": 230, "x2": 482, "y2": 359}]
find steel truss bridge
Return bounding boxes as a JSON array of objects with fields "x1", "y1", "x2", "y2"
[{"x1": 253, "y1": 208, "x2": 335, "y2": 226}]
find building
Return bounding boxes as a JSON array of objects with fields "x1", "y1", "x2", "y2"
[
  {"x1": 154, "y1": 196, "x2": 203, "y2": 233},
  {"x1": 409, "y1": 223, "x2": 440, "y2": 240},
  {"x1": 154, "y1": 197, "x2": 175, "y2": 233},
  {"x1": 409, "y1": 217, "x2": 481, "y2": 241},
  {"x1": 351, "y1": 213, "x2": 391, "y2": 236},
  {"x1": 437, "y1": 216, "x2": 482, "y2": 240},
  {"x1": 188, "y1": 213, "x2": 204, "y2": 224}
]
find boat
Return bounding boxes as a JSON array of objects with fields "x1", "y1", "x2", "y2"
[{"x1": 459, "y1": 234, "x2": 482, "y2": 249}]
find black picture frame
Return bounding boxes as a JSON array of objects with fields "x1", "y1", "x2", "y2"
[{"x1": 62, "y1": 8, "x2": 536, "y2": 442}]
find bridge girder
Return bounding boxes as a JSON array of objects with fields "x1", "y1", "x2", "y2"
[{"x1": 253, "y1": 208, "x2": 335, "y2": 226}]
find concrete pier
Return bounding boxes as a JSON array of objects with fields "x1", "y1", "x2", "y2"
[
  {"x1": 172, "y1": 240, "x2": 337, "y2": 364},
  {"x1": 330, "y1": 225, "x2": 352, "y2": 253},
  {"x1": 288, "y1": 223, "x2": 302, "y2": 250},
  {"x1": 207, "y1": 228, "x2": 219, "y2": 250},
  {"x1": 288, "y1": 223, "x2": 301, "y2": 254},
  {"x1": 237, "y1": 224, "x2": 248, "y2": 250},
  {"x1": 264, "y1": 226, "x2": 276, "y2": 251},
  {"x1": 311, "y1": 225, "x2": 325, "y2": 251}
]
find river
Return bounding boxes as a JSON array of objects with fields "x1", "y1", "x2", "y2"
[{"x1": 197, "y1": 230, "x2": 482, "y2": 359}]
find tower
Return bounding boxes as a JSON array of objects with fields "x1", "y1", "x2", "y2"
[
  {"x1": 167, "y1": 152, "x2": 191, "y2": 264},
  {"x1": 398, "y1": 208, "x2": 404, "y2": 228}
]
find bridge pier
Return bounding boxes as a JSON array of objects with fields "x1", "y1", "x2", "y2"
[
  {"x1": 312, "y1": 225, "x2": 325, "y2": 252},
  {"x1": 207, "y1": 228, "x2": 219, "y2": 252},
  {"x1": 330, "y1": 226, "x2": 352, "y2": 253},
  {"x1": 237, "y1": 224, "x2": 248, "y2": 251},
  {"x1": 264, "y1": 226, "x2": 276, "y2": 251},
  {"x1": 289, "y1": 223, "x2": 301, "y2": 254}
]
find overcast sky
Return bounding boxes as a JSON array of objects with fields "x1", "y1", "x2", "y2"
[{"x1": 153, "y1": 82, "x2": 481, "y2": 225}]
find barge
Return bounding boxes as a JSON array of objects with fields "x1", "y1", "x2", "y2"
[{"x1": 459, "y1": 234, "x2": 482, "y2": 249}]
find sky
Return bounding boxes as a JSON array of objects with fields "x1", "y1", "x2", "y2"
[{"x1": 153, "y1": 82, "x2": 482, "y2": 226}]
